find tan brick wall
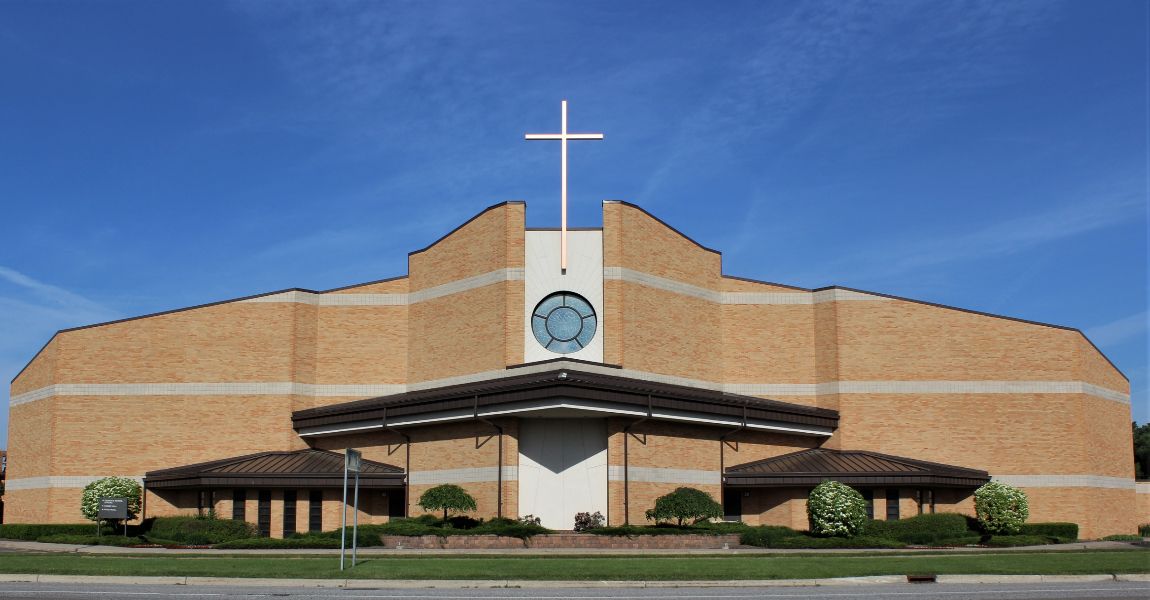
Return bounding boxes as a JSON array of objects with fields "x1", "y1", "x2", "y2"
[
  {"x1": 1020, "y1": 487, "x2": 1135, "y2": 539},
  {"x1": 603, "y1": 202, "x2": 721, "y2": 289},
  {"x1": 612, "y1": 283, "x2": 721, "y2": 382},
  {"x1": 5, "y1": 401, "x2": 53, "y2": 482},
  {"x1": 408, "y1": 202, "x2": 524, "y2": 290},
  {"x1": 722, "y1": 304, "x2": 816, "y2": 385},
  {"x1": 1135, "y1": 486, "x2": 1150, "y2": 525},
  {"x1": 11, "y1": 336, "x2": 57, "y2": 396}
]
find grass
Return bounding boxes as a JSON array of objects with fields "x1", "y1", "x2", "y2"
[{"x1": 0, "y1": 550, "x2": 1145, "y2": 580}]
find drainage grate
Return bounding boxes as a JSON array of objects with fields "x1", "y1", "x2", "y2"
[{"x1": 907, "y1": 574, "x2": 937, "y2": 583}]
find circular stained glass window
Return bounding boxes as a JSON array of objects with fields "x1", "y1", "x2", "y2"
[{"x1": 531, "y1": 292, "x2": 597, "y2": 354}]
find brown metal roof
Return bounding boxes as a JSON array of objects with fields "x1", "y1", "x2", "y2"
[
  {"x1": 144, "y1": 449, "x2": 404, "y2": 490},
  {"x1": 291, "y1": 368, "x2": 840, "y2": 432},
  {"x1": 724, "y1": 448, "x2": 990, "y2": 488}
]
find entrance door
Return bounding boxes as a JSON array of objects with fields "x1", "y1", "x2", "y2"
[{"x1": 518, "y1": 419, "x2": 607, "y2": 529}]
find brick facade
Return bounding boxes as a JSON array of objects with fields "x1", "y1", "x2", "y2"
[{"x1": 5, "y1": 201, "x2": 1138, "y2": 538}]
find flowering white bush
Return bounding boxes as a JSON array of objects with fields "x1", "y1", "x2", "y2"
[
  {"x1": 974, "y1": 481, "x2": 1029, "y2": 535},
  {"x1": 80, "y1": 476, "x2": 142, "y2": 522},
  {"x1": 806, "y1": 481, "x2": 867, "y2": 537}
]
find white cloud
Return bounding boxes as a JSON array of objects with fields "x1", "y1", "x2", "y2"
[{"x1": 1086, "y1": 311, "x2": 1149, "y2": 348}]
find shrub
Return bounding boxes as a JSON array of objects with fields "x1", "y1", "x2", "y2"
[
  {"x1": 863, "y1": 513, "x2": 972, "y2": 545},
  {"x1": 216, "y1": 536, "x2": 341, "y2": 549},
  {"x1": 739, "y1": 525, "x2": 803, "y2": 548},
  {"x1": 983, "y1": 534, "x2": 1051, "y2": 547},
  {"x1": 518, "y1": 514, "x2": 542, "y2": 526},
  {"x1": 146, "y1": 515, "x2": 257, "y2": 545},
  {"x1": 974, "y1": 482, "x2": 1029, "y2": 535},
  {"x1": 0, "y1": 524, "x2": 109, "y2": 540},
  {"x1": 80, "y1": 477, "x2": 142, "y2": 523},
  {"x1": 644, "y1": 487, "x2": 723, "y2": 526},
  {"x1": 35, "y1": 534, "x2": 144, "y2": 546},
  {"x1": 1020, "y1": 522, "x2": 1077, "y2": 542},
  {"x1": 417, "y1": 484, "x2": 477, "y2": 520},
  {"x1": 574, "y1": 511, "x2": 605, "y2": 531},
  {"x1": 1101, "y1": 534, "x2": 1143, "y2": 542},
  {"x1": 806, "y1": 481, "x2": 867, "y2": 537},
  {"x1": 772, "y1": 535, "x2": 906, "y2": 549}
]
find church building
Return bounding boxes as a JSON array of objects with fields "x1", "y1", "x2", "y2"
[{"x1": 4, "y1": 200, "x2": 1139, "y2": 538}]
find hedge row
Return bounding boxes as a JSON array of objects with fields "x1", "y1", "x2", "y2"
[
  {"x1": 144, "y1": 516, "x2": 257, "y2": 545},
  {"x1": 1020, "y1": 522, "x2": 1078, "y2": 542},
  {"x1": 0, "y1": 524, "x2": 107, "y2": 540},
  {"x1": 863, "y1": 513, "x2": 972, "y2": 545}
]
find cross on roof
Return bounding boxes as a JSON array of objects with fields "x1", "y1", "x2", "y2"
[{"x1": 525, "y1": 100, "x2": 604, "y2": 271}]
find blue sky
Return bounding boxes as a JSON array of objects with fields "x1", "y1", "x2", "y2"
[{"x1": 0, "y1": 1, "x2": 1146, "y2": 448}]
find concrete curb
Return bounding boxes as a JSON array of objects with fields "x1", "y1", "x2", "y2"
[{"x1": 0, "y1": 573, "x2": 1147, "y2": 588}]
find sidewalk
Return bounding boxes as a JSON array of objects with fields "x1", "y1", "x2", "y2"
[
  {"x1": 0, "y1": 573, "x2": 1148, "y2": 588},
  {"x1": 0, "y1": 538, "x2": 1143, "y2": 555}
]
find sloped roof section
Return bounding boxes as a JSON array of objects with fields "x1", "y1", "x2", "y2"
[
  {"x1": 144, "y1": 449, "x2": 404, "y2": 489},
  {"x1": 292, "y1": 367, "x2": 839, "y2": 436},
  {"x1": 725, "y1": 448, "x2": 990, "y2": 488}
]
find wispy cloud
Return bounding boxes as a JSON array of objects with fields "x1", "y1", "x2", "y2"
[
  {"x1": 1086, "y1": 311, "x2": 1149, "y2": 348},
  {"x1": 0, "y1": 266, "x2": 115, "y2": 319}
]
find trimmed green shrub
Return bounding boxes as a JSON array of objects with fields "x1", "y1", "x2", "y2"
[
  {"x1": 644, "y1": 487, "x2": 723, "y2": 526},
  {"x1": 740, "y1": 525, "x2": 803, "y2": 548},
  {"x1": 80, "y1": 477, "x2": 142, "y2": 523},
  {"x1": 983, "y1": 534, "x2": 1051, "y2": 547},
  {"x1": 772, "y1": 535, "x2": 906, "y2": 549},
  {"x1": 146, "y1": 516, "x2": 257, "y2": 545},
  {"x1": 806, "y1": 481, "x2": 867, "y2": 537},
  {"x1": 35, "y1": 534, "x2": 144, "y2": 546},
  {"x1": 417, "y1": 484, "x2": 477, "y2": 520},
  {"x1": 1101, "y1": 534, "x2": 1143, "y2": 542},
  {"x1": 1020, "y1": 522, "x2": 1077, "y2": 542},
  {"x1": 863, "y1": 513, "x2": 971, "y2": 545},
  {"x1": 216, "y1": 536, "x2": 341, "y2": 549},
  {"x1": 0, "y1": 524, "x2": 109, "y2": 540},
  {"x1": 974, "y1": 482, "x2": 1029, "y2": 535}
]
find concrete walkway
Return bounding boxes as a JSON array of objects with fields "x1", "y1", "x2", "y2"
[
  {"x1": 0, "y1": 538, "x2": 1144, "y2": 555},
  {"x1": 0, "y1": 573, "x2": 1148, "y2": 589}
]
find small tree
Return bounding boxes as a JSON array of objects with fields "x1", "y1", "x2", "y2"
[
  {"x1": 974, "y1": 481, "x2": 1029, "y2": 535},
  {"x1": 80, "y1": 476, "x2": 142, "y2": 525},
  {"x1": 806, "y1": 481, "x2": 867, "y2": 537},
  {"x1": 644, "y1": 487, "x2": 723, "y2": 526},
  {"x1": 417, "y1": 484, "x2": 477, "y2": 521}
]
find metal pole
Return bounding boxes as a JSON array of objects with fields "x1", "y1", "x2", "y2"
[
  {"x1": 340, "y1": 460, "x2": 348, "y2": 571},
  {"x1": 352, "y1": 470, "x2": 360, "y2": 567}
]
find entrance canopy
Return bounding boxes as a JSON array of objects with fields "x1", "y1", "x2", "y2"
[
  {"x1": 291, "y1": 363, "x2": 839, "y2": 438},
  {"x1": 724, "y1": 448, "x2": 990, "y2": 488},
  {"x1": 144, "y1": 449, "x2": 405, "y2": 490}
]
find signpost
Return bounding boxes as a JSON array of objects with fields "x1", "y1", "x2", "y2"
[
  {"x1": 340, "y1": 449, "x2": 362, "y2": 571},
  {"x1": 98, "y1": 497, "x2": 129, "y2": 537}
]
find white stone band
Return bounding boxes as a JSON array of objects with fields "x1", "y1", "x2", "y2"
[
  {"x1": 407, "y1": 467, "x2": 518, "y2": 485},
  {"x1": 992, "y1": 475, "x2": 1136, "y2": 490},
  {"x1": 11, "y1": 365, "x2": 1129, "y2": 408},
  {"x1": 607, "y1": 466, "x2": 721, "y2": 485},
  {"x1": 241, "y1": 268, "x2": 525, "y2": 306},
  {"x1": 1136, "y1": 482, "x2": 1150, "y2": 494},
  {"x1": 602, "y1": 267, "x2": 884, "y2": 304},
  {"x1": 4, "y1": 475, "x2": 144, "y2": 491}
]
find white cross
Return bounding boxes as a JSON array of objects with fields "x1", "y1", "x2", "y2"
[{"x1": 525, "y1": 100, "x2": 604, "y2": 271}]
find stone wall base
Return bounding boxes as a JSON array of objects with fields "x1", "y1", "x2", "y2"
[{"x1": 380, "y1": 533, "x2": 742, "y2": 549}]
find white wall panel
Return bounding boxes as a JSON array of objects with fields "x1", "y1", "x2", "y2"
[
  {"x1": 523, "y1": 231, "x2": 604, "y2": 363},
  {"x1": 517, "y1": 418, "x2": 608, "y2": 529}
]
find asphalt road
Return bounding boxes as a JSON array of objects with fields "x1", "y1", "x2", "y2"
[{"x1": 0, "y1": 582, "x2": 1149, "y2": 600}]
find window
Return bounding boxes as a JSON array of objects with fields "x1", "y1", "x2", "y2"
[
  {"x1": 531, "y1": 292, "x2": 597, "y2": 353},
  {"x1": 309, "y1": 491, "x2": 323, "y2": 533},
  {"x1": 283, "y1": 491, "x2": 297, "y2": 537},
  {"x1": 862, "y1": 489, "x2": 874, "y2": 520},
  {"x1": 257, "y1": 491, "x2": 271, "y2": 537},
  {"x1": 232, "y1": 490, "x2": 246, "y2": 521},
  {"x1": 886, "y1": 489, "x2": 899, "y2": 521}
]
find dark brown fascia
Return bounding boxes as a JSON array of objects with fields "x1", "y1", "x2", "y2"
[
  {"x1": 722, "y1": 473, "x2": 991, "y2": 489},
  {"x1": 144, "y1": 474, "x2": 405, "y2": 490},
  {"x1": 292, "y1": 368, "x2": 839, "y2": 432}
]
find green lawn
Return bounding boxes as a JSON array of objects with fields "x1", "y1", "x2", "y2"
[{"x1": 0, "y1": 550, "x2": 1146, "y2": 580}]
